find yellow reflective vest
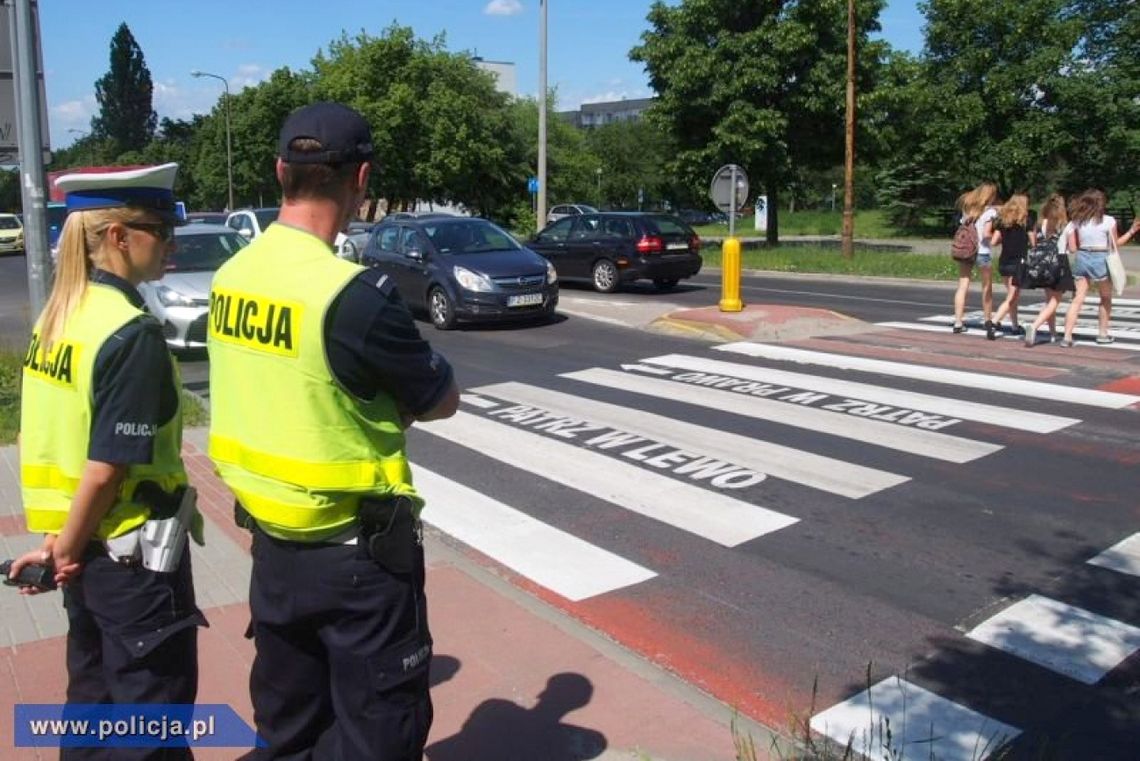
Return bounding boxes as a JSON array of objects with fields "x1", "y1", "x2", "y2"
[
  {"x1": 20, "y1": 283, "x2": 187, "y2": 539},
  {"x1": 207, "y1": 224, "x2": 419, "y2": 541}
]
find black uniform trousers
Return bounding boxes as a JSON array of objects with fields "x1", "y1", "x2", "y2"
[
  {"x1": 61, "y1": 543, "x2": 205, "y2": 761},
  {"x1": 247, "y1": 526, "x2": 433, "y2": 761}
]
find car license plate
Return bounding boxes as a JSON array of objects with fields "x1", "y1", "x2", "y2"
[
  {"x1": 508, "y1": 293, "x2": 544, "y2": 307},
  {"x1": 666, "y1": 242, "x2": 689, "y2": 250}
]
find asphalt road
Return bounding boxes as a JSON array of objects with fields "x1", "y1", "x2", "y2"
[{"x1": 5, "y1": 252, "x2": 1140, "y2": 758}]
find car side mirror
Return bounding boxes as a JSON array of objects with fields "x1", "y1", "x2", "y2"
[
  {"x1": 406, "y1": 248, "x2": 424, "y2": 261},
  {"x1": 238, "y1": 228, "x2": 252, "y2": 238}
]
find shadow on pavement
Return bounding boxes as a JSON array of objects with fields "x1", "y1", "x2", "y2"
[{"x1": 426, "y1": 672, "x2": 607, "y2": 761}]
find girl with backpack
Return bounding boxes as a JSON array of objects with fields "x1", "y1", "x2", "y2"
[
  {"x1": 1060, "y1": 189, "x2": 1140, "y2": 347},
  {"x1": 951, "y1": 182, "x2": 999, "y2": 333},
  {"x1": 1021, "y1": 194, "x2": 1074, "y2": 346},
  {"x1": 987, "y1": 194, "x2": 1034, "y2": 340}
]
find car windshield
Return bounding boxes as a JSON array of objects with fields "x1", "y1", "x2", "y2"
[
  {"x1": 255, "y1": 208, "x2": 280, "y2": 230},
  {"x1": 168, "y1": 230, "x2": 248, "y2": 272},
  {"x1": 0, "y1": 216, "x2": 19, "y2": 230},
  {"x1": 424, "y1": 220, "x2": 520, "y2": 255},
  {"x1": 578, "y1": 205, "x2": 599, "y2": 214}
]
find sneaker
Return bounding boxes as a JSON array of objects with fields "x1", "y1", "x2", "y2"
[
  {"x1": 1024, "y1": 325, "x2": 1036, "y2": 347},
  {"x1": 1096, "y1": 335, "x2": 1115, "y2": 345},
  {"x1": 1059, "y1": 338, "x2": 1074, "y2": 348},
  {"x1": 1012, "y1": 324, "x2": 1026, "y2": 337},
  {"x1": 952, "y1": 322, "x2": 966, "y2": 334},
  {"x1": 985, "y1": 320, "x2": 996, "y2": 341}
]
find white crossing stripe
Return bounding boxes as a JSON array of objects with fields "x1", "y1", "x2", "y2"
[
  {"x1": 413, "y1": 465, "x2": 656, "y2": 601},
  {"x1": 966, "y1": 594, "x2": 1140, "y2": 685},
  {"x1": 810, "y1": 677, "x2": 1020, "y2": 761},
  {"x1": 917, "y1": 314, "x2": 1140, "y2": 347},
  {"x1": 420, "y1": 411, "x2": 798, "y2": 546},
  {"x1": 460, "y1": 393, "x2": 500, "y2": 409},
  {"x1": 563, "y1": 367, "x2": 1001, "y2": 464},
  {"x1": 472, "y1": 381, "x2": 907, "y2": 499},
  {"x1": 640, "y1": 353, "x2": 1079, "y2": 434},
  {"x1": 1087, "y1": 296, "x2": 1140, "y2": 306},
  {"x1": 881, "y1": 320, "x2": 1140, "y2": 351},
  {"x1": 715, "y1": 342, "x2": 1140, "y2": 409},
  {"x1": 1087, "y1": 533, "x2": 1140, "y2": 578}
]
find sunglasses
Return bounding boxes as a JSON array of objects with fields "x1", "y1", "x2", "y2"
[{"x1": 124, "y1": 222, "x2": 175, "y2": 243}]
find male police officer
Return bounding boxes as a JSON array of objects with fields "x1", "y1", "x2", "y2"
[{"x1": 207, "y1": 103, "x2": 459, "y2": 760}]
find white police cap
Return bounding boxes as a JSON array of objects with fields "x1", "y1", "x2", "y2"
[{"x1": 54, "y1": 162, "x2": 181, "y2": 222}]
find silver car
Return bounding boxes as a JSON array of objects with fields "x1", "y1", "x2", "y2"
[{"x1": 139, "y1": 224, "x2": 248, "y2": 351}]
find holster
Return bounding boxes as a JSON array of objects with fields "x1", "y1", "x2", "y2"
[
  {"x1": 132, "y1": 482, "x2": 197, "y2": 573},
  {"x1": 358, "y1": 495, "x2": 420, "y2": 575}
]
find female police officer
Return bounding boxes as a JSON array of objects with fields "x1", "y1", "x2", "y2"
[{"x1": 8, "y1": 163, "x2": 205, "y2": 761}]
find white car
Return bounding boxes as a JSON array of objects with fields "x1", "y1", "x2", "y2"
[
  {"x1": 0, "y1": 213, "x2": 23, "y2": 254},
  {"x1": 546, "y1": 203, "x2": 598, "y2": 224},
  {"x1": 139, "y1": 224, "x2": 248, "y2": 350},
  {"x1": 224, "y1": 207, "x2": 360, "y2": 261}
]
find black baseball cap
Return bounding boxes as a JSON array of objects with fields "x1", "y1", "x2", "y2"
[{"x1": 278, "y1": 102, "x2": 374, "y2": 165}]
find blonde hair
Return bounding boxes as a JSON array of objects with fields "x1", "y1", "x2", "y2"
[
  {"x1": 957, "y1": 182, "x2": 998, "y2": 220},
  {"x1": 998, "y1": 194, "x2": 1029, "y2": 228},
  {"x1": 1069, "y1": 189, "x2": 1106, "y2": 227},
  {"x1": 1038, "y1": 193, "x2": 1067, "y2": 237},
  {"x1": 37, "y1": 206, "x2": 154, "y2": 349}
]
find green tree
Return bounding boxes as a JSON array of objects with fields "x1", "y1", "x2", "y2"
[
  {"x1": 191, "y1": 67, "x2": 313, "y2": 210},
  {"x1": 631, "y1": 0, "x2": 888, "y2": 243},
  {"x1": 584, "y1": 120, "x2": 673, "y2": 210},
  {"x1": 312, "y1": 25, "x2": 527, "y2": 219},
  {"x1": 90, "y1": 23, "x2": 157, "y2": 154}
]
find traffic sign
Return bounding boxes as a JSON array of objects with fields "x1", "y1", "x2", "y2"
[
  {"x1": 709, "y1": 164, "x2": 748, "y2": 212},
  {"x1": 528, "y1": 176, "x2": 539, "y2": 194}
]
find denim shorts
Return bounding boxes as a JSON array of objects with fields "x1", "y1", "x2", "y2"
[
  {"x1": 975, "y1": 251, "x2": 992, "y2": 268},
  {"x1": 1073, "y1": 250, "x2": 1109, "y2": 281}
]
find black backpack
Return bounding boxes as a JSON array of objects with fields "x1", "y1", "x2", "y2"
[{"x1": 1021, "y1": 224, "x2": 1062, "y2": 288}]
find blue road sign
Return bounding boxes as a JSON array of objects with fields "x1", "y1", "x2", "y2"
[{"x1": 528, "y1": 177, "x2": 539, "y2": 194}]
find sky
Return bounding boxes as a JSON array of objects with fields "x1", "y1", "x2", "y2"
[{"x1": 39, "y1": 0, "x2": 926, "y2": 152}]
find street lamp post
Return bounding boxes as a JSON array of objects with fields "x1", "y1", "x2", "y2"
[
  {"x1": 831, "y1": 183, "x2": 837, "y2": 212},
  {"x1": 596, "y1": 167, "x2": 602, "y2": 206},
  {"x1": 191, "y1": 70, "x2": 234, "y2": 211}
]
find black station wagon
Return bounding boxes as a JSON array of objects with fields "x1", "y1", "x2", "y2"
[{"x1": 528, "y1": 212, "x2": 702, "y2": 293}]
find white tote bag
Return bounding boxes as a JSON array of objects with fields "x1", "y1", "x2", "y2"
[{"x1": 1107, "y1": 238, "x2": 1126, "y2": 297}]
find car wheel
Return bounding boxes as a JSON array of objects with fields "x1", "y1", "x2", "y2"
[
  {"x1": 592, "y1": 259, "x2": 619, "y2": 293},
  {"x1": 653, "y1": 278, "x2": 680, "y2": 291},
  {"x1": 428, "y1": 287, "x2": 456, "y2": 330}
]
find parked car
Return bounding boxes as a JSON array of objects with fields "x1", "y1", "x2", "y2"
[
  {"x1": 0, "y1": 213, "x2": 24, "y2": 254},
  {"x1": 529, "y1": 212, "x2": 702, "y2": 293},
  {"x1": 225, "y1": 206, "x2": 359, "y2": 261},
  {"x1": 139, "y1": 224, "x2": 248, "y2": 350},
  {"x1": 677, "y1": 209, "x2": 714, "y2": 226},
  {"x1": 360, "y1": 216, "x2": 558, "y2": 329},
  {"x1": 546, "y1": 203, "x2": 598, "y2": 224},
  {"x1": 185, "y1": 211, "x2": 228, "y2": 226}
]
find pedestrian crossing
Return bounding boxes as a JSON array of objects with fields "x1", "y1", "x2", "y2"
[
  {"x1": 879, "y1": 297, "x2": 1140, "y2": 352},
  {"x1": 408, "y1": 338, "x2": 1140, "y2": 759}
]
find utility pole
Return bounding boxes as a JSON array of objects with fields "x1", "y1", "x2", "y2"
[
  {"x1": 536, "y1": 0, "x2": 547, "y2": 232},
  {"x1": 10, "y1": 0, "x2": 49, "y2": 315},
  {"x1": 841, "y1": 0, "x2": 856, "y2": 259}
]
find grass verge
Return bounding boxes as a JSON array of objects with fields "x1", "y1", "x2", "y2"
[
  {"x1": 0, "y1": 346, "x2": 210, "y2": 446},
  {"x1": 701, "y1": 244, "x2": 961, "y2": 281},
  {"x1": 693, "y1": 209, "x2": 899, "y2": 239}
]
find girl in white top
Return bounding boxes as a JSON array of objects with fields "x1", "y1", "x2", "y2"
[
  {"x1": 951, "y1": 182, "x2": 999, "y2": 333},
  {"x1": 1061, "y1": 189, "x2": 1140, "y2": 346}
]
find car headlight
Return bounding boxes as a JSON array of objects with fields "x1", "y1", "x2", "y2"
[
  {"x1": 546, "y1": 260, "x2": 558, "y2": 284},
  {"x1": 156, "y1": 285, "x2": 197, "y2": 307},
  {"x1": 453, "y1": 266, "x2": 494, "y2": 292}
]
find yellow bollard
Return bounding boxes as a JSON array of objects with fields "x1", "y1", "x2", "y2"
[{"x1": 719, "y1": 237, "x2": 743, "y2": 312}]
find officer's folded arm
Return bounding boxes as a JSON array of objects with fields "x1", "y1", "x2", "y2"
[
  {"x1": 404, "y1": 377, "x2": 460, "y2": 426},
  {"x1": 9, "y1": 460, "x2": 127, "y2": 588}
]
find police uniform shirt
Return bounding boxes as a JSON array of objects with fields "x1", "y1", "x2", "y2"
[
  {"x1": 87, "y1": 269, "x2": 178, "y2": 464},
  {"x1": 324, "y1": 268, "x2": 454, "y2": 414}
]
